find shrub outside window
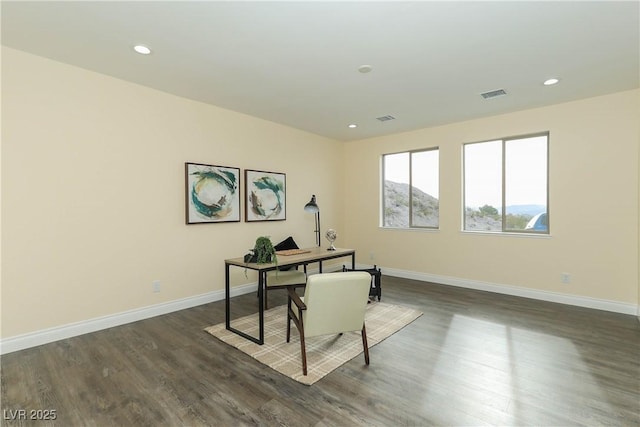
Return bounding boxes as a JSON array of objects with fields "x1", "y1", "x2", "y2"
[
  {"x1": 382, "y1": 148, "x2": 439, "y2": 229},
  {"x1": 463, "y1": 133, "x2": 549, "y2": 233}
]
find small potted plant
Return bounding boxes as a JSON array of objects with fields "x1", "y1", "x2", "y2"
[
  {"x1": 243, "y1": 236, "x2": 277, "y2": 278},
  {"x1": 252, "y1": 236, "x2": 276, "y2": 264}
]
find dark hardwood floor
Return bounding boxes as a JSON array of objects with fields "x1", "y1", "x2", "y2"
[{"x1": 2, "y1": 277, "x2": 639, "y2": 426}]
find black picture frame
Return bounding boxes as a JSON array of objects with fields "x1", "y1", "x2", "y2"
[
  {"x1": 245, "y1": 169, "x2": 286, "y2": 222},
  {"x1": 185, "y1": 162, "x2": 241, "y2": 224}
]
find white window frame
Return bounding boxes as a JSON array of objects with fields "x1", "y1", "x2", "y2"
[
  {"x1": 462, "y1": 132, "x2": 549, "y2": 234},
  {"x1": 381, "y1": 147, "x2": 439, "y2": 229}
]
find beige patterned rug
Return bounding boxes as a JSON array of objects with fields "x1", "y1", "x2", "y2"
[{"x1": 205, "y1": 301, "x2": 422, "y2": 385}]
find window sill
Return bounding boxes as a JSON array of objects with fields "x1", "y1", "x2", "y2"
[
  {"x1": 461, "y1": 230, "x2": 551, "y2": 238},
  {"x1": 379, "y1": 226, "x2": 440, "y2": 233}
]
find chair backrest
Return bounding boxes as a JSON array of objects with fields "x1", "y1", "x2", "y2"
[{"x1": 302, "y1": 271, "x2": 371, "y2": 338}]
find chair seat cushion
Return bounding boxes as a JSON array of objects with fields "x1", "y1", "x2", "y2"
[{"x1": 266, "y1": 270, "x2": 306, "y2": 287}]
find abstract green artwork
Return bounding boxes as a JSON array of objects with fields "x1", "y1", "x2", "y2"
[
  {"x1": 186, "y1": 162, "x2": 240, "y2": 224},
  {"x1": 245, "y1": 169, "x2": 286, "y2": 222}
]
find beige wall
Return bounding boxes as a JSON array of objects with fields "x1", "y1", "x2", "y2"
[
  {"x1": 1, "y1": 47, "x2": 344, "y2": 338},
  {"x1": 2, "y1": 46, "x2": 638, "y2": 342},
  {"x1": 344, "y1": 89, "x2": 639, "y2": 305}
]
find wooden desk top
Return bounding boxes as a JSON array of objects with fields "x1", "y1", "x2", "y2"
[{"x1": 225, "y1": 247, "x2": 355, "y2": 271}]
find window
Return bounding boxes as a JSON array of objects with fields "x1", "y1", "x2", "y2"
[
  {"x1": 463, "y1": 133, "x2": 549, "y2": 233},
  {"x1": 382, "y1": 148, "x2": 439, "y2": 228}
]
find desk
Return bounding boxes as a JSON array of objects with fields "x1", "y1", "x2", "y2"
[{"x1": 225, "y1": 247, "x2": 356, "y2": 344}]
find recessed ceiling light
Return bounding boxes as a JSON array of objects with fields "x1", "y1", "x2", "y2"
[
  {"x1": 358, "y1": 65, "x2": 372, "y2": 73},
  {"x1": 348, "y1": 124, "x2": 358, "y2": 128},
  {"x1": 544, "y1": 78, "x2": 560, "y2": 86},
  {"x1": 133, "y1": 45, "x2": 152, "y2": 55}
]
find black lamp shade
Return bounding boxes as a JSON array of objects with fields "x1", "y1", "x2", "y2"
[
  {"x1": 304, "y1": 195, "x2": 319, "y2": 213},
  {"x1": 304, "y1": 195, "x2": 321, "y2": 246}
]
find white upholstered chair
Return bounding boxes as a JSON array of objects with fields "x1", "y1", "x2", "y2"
[
  {"x1": 286, "y1": 271, "x2": 372, "y2": 376},
  {"x1": 264, "y1": 269, "x2": 307, "y2": 310}
]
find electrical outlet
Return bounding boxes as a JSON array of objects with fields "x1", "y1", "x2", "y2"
[
  {"x1": 561, "y1": 273, "x2": 571, "y2": 284},
  {"x1": 152, "y1": 280, "x2": 161, "y2": 293},
  {"x1": 369, "y1": 251, "x2": 375, "y2": 260}
]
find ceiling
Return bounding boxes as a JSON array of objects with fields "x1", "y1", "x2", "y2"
[{"x1": 2, "y1": 1, "x2": 639, "y2": 141}]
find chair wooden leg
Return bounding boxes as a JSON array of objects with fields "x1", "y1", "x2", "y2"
[
  {"x1": 288, "y1": 305, "x2": 307, "y2": 375},
  {"x1": 361, "y1": 323, "x2": 370, "y2": 365},
  {"x1": 299, "y1": 326, "x2": 307, "y2": 376},
  {"x1": 285, "y1": 286, "x2": 309, "y2": 375}
]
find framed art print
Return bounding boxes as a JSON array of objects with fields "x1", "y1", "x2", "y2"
[
  {"x1": 185, "y1": 162, "x2": 240, "y2": 224},
  {"x1": 245, "y1": 169, "x2": 286, "y2": 222}
]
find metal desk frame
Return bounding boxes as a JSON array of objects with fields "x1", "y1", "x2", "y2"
[{"x1": 224, "y1": 247, "x2": 356, "y2": 345}]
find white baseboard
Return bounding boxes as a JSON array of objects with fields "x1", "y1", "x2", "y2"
[
  {"x1": 2, "y1": 265, "x2": 636, "y2": 355},
  {"x1": 371, "y1": 265, "x2": 638, "y2": 316},
  {"x1": 0, "y1": 282, "x2": 259, "y2": 355}
]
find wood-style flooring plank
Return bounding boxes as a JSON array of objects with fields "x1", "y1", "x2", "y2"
[{"x1": 2, "y1": 276, "x2": 639, "y2": 426}]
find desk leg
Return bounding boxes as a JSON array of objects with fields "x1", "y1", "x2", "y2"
[
  {"x1": 351, "y1": 253, "x2": 355, "y2": 270},
  {"x1": 225, "y1": 262, "x2": 231, "y2": 330},
  {"x1": 258, "y1": 271, "x2": 264, "y2": 344},
  {"x1": 225, "y1": 263, "x2": 265, "y2": 345}
]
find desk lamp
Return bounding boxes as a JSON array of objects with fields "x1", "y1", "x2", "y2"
[{"x1": 304, "y1": 195, "x2": 321, "y2": 247}]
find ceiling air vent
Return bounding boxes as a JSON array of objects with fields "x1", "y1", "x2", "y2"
[
  {"x1": 376, "y1": 115, "x2": 396, "y2": 122},
  {"x1": 480, "y1": 89, "x2": 507, "y2": 99}
]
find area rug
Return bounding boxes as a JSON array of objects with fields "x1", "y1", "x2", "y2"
[{"x1": 205, "y1": 302, "x2": 422, "y2": 385}]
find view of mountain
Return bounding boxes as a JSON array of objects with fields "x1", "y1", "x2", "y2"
[
  {"x1": 384, "y1": 180, "x2": 545, "y2": 230},
  {"x1": 464, "y1": 204, "x2": 546, "y2": 216},
  {"x1": 504, "y1": 204, "x2": 546, "y2": 216},
  {"x1": 383, "y1": 181, "x2": 438, "y2": 227}
]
